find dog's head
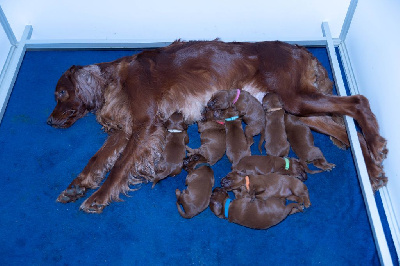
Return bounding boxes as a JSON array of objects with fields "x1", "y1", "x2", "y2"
[
  {"x1": 47, "y1": 65, "x2": 95, "y2": 128},
  {"x1": 220, "y1": 171, "x2": 245, "y2": 190},
  {"x1": 207, "y1": 90, "x2": 231, "y2": 110},
  {"x1": 289, "y1": 158, "x2": 308, "y2": 182},
  {"x1": 183, "y1": 154, "x2": 208, "y2": 171},
  {"x1": 209, "y1": 187, "x2": 229, "y2": 218},
  {"x1": 165, "y1": 112, "x2": 187, "y2": 131},
  {"x1": 262, "y1": 93, "x2": 283, "y2": 112}
]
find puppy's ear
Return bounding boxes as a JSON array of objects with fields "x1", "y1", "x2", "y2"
[{"x1": 209, "y1": 199, "x2": 223, "y2": 217}]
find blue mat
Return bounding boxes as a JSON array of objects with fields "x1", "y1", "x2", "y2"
[{"x1": 0, "y1": 47, "x2": 397, "y2": 265}]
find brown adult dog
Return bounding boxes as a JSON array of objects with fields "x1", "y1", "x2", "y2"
[
  {"x1": 285, "y1": 113, "x2": 335, "y2": 171},
  {"x1": 209, "y1": 187, "x2": 303, "y2": 229},
  {"x1": 175, "y1": 154, "x2": 214, "y2": 219},
  {"x1": 152, "y1": 112, "x2": 188, "y2": 188},
  {"x1": 233, "y1": 155, "x2": 307, "y2": 181},
  {"x1": 48, "y1": 40, "x2": 387, "y2": 213},
  {"x1": 186, "y1": 109, "x2": 226, "y2": 165},
  {"x1": 221, "y1": 172, "x2": 311, "y2": 207},
  {"x1": 222, "y1": 107, "x2": 251, "y2": 167},
  {"x1": 207, "y1": 89, "x2": 265, "y2": 149},
  {"x1": 262, "y1": 93, "x2": 290, "y2": 157}
]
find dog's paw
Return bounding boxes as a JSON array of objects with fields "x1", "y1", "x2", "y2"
[
  {"x1": 80, "y1": 193, "x2": 109, "y2": 214},
  {"x1": 369, "y1": 135, "x2": 388, "y2": 165},
  {"x1": 57, "y1": 184, "x2": 86, "y2": 203}
]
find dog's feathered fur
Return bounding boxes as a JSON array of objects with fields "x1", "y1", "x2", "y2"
[{"x1": 48, "y1": 40, "x2": 387, "y2": 213}]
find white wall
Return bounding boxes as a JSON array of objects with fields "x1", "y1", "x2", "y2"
[
  {"x1": 0, "y1": 0, "x2": 349, "y2": 42},
  {"x1": 0, "y1": 26, "x2": 10, "y2": 77},
  {"x1": 345, "y1": 0, "x2": 400, "y2": 238}
]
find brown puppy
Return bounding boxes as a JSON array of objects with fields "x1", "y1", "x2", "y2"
[
  {"x1": 207, "y1": 89, "x2": 265, "y2": 149},
  {"x1": 152, "y1": 112, "x2": 189, "y2": 187},
  {"x1": 233, "y1": 155, "x2": 307, "y2": 181},
  {"x1": 285, "y1": 113, "x2": 335, "y2": 172},
  {"x1": 176, "y1": 154, "x2": 214, "y2": 219},
  {"x1": 262, "y1": 93, "x2": 290, "y2": 157},
  {"x1": 222, "y1": 107, "x2": 251, "y2": 167},
  {"x1": 221, "y1": 172, "x2": 311, "y2": 207},
  {"x1": 186, "y1": 109, "x2": 226, "y2": 165},
  {"x1": 209, "y1": 187, "x2": 302, "y2": 230}
]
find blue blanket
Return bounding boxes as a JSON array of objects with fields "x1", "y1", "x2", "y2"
[{"x1": 0, "y1": 47, "x2": 397, "y2": 265}]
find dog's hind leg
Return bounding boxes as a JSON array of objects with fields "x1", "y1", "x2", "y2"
[
  {"x1": 281, "y1": 93, "x2": 387, "y2": 166},
  {"x1": 57, "y1": 131, "x2": 129, "y2": 203}
]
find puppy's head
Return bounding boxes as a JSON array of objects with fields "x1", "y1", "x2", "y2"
[
  {"x1": 222, "y1": 107, "x2": 239, "y2": 120},
  {"x1": 289, "y1": 158, "x2": 308, "y2": 181},
  {"x1": 262, "y1": 93, "x2": 283, "y2": 111},
  {"x1": 220, "y1": 171, "x2": 245, "y2": 190},
  {"x1": 165, "y1": 112, "x2": 187, "y2": 131},
  {"x1": 183, "y1": 154, "x2": 208, "y2": 171},
  {"x1": 209, "y1": 187, "x2": 229, "y2": 218},
  {"x1": 207, "y1": 90, "x2": 230, "y2": 110}
]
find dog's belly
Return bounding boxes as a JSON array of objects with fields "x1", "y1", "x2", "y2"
[{"x1": 162, "y1": 83, "x2": 266, "y2": 123}]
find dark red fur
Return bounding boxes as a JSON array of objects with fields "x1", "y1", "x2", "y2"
[
  {"x1": 221, "y1": 107, "x2": 251, "y2": 167},
  {"x1": 233, "y1": 155, "x2": 307, "y2": 181},
  {"x1": 209, "y1": 187, "x2": 303, "y2": 230},
  {"x1": 221, "y1": 172, "x2": 311, "y2": 206},
  {"x1": 186, "y1": 109, "x2": 226, "y2": 165},
  {"x1": 207, "y1": 89, "x2": 265, "y2": 150},
  {"x1": 262, "y1": 93, "x2": 290, "y2": 157},
  {"x1": 152, "y1": 112, "x2": 189, "y2": 188},
  {"x1": 175, "y1": 154, "x2": 214, "y2": 218},
  {"x1": 48, "y1": 40, "x2": 387, "y2": 213}
]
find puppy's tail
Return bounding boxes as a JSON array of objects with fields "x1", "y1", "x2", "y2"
[{"x1": 175, "y1": 189, "x2": 193, "y2": 219}]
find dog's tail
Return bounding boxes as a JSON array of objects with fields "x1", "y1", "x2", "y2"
[{"x1": 175, "y1": 189, "x2": 193, "y2": 219}]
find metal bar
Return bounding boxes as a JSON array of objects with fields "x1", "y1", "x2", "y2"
[
  {"x1": 322, "y1": 21, "x2": 392, "y2": 266},
  {"x1": 24, "y1": 38, "x2": 342, "y2": 50},
  {"x1": 0, "y1": 25, "x2": 32, "y2": 123},
  {"x1": 0, "y1": 5, "x2": 17, "y2": 46},
  {"x1": 340, "y1": 0, "x2": 359, "y2": 41}
]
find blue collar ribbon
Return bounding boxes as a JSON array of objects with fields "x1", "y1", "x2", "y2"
[
  {"x1": 194, "y1": 162, "x2": 210, "y2": 170},
  {"x1": 224, "y1": 198, "x2": 232, "y2": 218},
  {"x1": 225, "y1": 116, "x2": 239, "y2": 122}
]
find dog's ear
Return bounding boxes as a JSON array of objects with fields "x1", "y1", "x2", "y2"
[{"x1": 68, "y1": 65, "x2": 83, "y2": 75}]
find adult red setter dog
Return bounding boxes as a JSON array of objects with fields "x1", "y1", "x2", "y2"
[{"x1": 47, "y1": 40, "x2": 387, "y2": 213}]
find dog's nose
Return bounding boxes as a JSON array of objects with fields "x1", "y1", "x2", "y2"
[
  {"x1": 207, "y1": 99, "x2": 216, "y2": 109},
  {"x1": 220, "y1": 178, "x2": 230, "y2": 188},
  {"x1": 47, "y1": 117, "x2": 53, "y2": 126}
]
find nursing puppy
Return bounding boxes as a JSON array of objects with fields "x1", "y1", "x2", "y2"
[
  {"x1": 233, "y1": 155, "x2": 307, "y2": 181},
  {"x1": 152, "y1": 112, "x2": 188, "y2": 187},
  {"x1": 262, "y1": 93, "x2": 290, "y2": 157},
  {"x1": 209, "y1": 187, "x2": 302, "y2": 230},
  {"x1": 285, "y1": 113, "x2": 335, "y2": 171},
  {"x1": 222, "y1": 107, "x2": 251, "y2": 167},
  {"x1": 221, "y1": 172, "x2": 311, "y2": 207},
  {"x1": 207, "y1": 89, "x2": 265, "y2": 149},
  {"x1": 176, "y1": 154, "x2": 214, "y2": 219},
  {"x1": 186, "y1": 109, "x2": 226, "y2": 165}
]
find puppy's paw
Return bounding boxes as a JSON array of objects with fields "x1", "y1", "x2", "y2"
[{"x1": 57, "y1": 184, "x2": 87, "y2": 203}]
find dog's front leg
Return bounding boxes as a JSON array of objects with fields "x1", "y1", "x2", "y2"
[
  {"x1": 57, "y1": 130, "x2": 130, "y2": 203},
  {"x1": 79, "y1": 123, "x2": 163, "y2": 213}
]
